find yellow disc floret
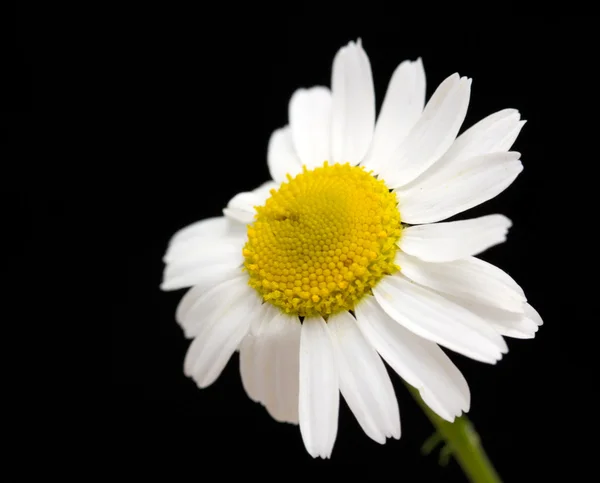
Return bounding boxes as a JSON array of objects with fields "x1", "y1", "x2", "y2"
[{"x1": 242, "y1": 162, "x2": 402, "y2": 318}]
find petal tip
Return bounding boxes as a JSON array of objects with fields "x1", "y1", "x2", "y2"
[{"x1": 160, "y1": 281, "x2": 175, "y2": 291}]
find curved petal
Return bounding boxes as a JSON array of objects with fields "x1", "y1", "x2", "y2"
[
  {"x1": 328, "y1": 311, "x2": 400, "y2": 443},
  {"x1": 399, "y1": 109, "x2": 525, "y2": 201},
  {"x1": 160, "y1": 237, "x2": 244, "y2": 292},
  {"x1": 378, "y1": 74, "x2": 471, "y2": 188},
  {"x1": 523, "y1": 303, "x2": 543, "y2": 326},
  {"x1": 223, "y1": 180, "x2": 279, "y2": 224},
  {"x1": 403, "y1": 109, "x2": 525, "y2": 191},
  {"x1": 362, "y1": 58, "x2": 426, "y2": 173},
  {"x1": 373, "y1": 274, "x2": 507, "y2": 364},
  {"x1": 164, "y1": 231, "x2": 245, "y2": 266},
  {"x1": 164, "y1": 217, "x2": 230, "y2": 259},
  {"x1": 399, "y1": 214, "x2": 512, "y2": 263},
  {"x1": 239, "y1": 303, "x2": 279, "y2": 402},
  {"x1": 397, "y1": 151, "x2": 523, "y2": 224},
  {"x1": 446, "y1": 297, "x2": 539, "y2": 339},
  {"x1": 289, "y1": 86, "x2": 332, "y2": 169},
  {"x1": 177, "y1": 274, "x2": 249, "y2": 338},
  {"x1": 183, "y1": 283, "x2": 261, "y2": 388},
  {"x1": 396, "y1": 252, "x2": 526, "y2": 313},
  {"x1": 299, "y1": 317, "x2": 339, "y2": 459},
  {"x1": 239, "y1": 335, "x2": 261, "y2": 402},
  {"x1": 442, "y1": 109, "x2": 525, "y2": 165},
  {"x1": 240, "y1": 311, "x2": 301, "y2": 424},
  {"x1": 174, "y1": 266, "x2": 244, "y2": 330},
  {"x1": 355, "y1": 296, "x2": 469, "y2": 421},
  {"x1": 163, "y1": 234, "x2": 243, "y2": 267},
  {"x1": 251, "y1": 180, "x2": 279, "y2": 200},
  {"x1": 331, "y1": 39, "x2": 375, "y2": 165},
  {"x1": 267, "y1": 126, "x2": 303, "y2": 183}
]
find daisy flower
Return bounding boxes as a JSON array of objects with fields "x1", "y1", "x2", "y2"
[{"x1": 161, "y1": 39, "x2": 543, "y2": 459}]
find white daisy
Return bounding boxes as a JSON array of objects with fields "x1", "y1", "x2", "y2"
[{"x1": 161, "y1": 39, "x2": 543, "y2": 459}]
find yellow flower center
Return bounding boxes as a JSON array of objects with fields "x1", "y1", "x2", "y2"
[{"x1": 242, "y1": 162, "x2": 401, "y2": 318}]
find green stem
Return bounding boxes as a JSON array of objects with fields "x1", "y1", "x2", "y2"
[{"x1": 406, "y1": 384, "x2": 502, "y2": 483}]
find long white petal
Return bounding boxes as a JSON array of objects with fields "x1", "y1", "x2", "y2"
[
  {"x1": 329, "y1": 311, "x2": 400, "y2": 443},
  {"x1": 399, "y1": 214, "x2": 512, "y2": 263},
  {"x1": 523, "y1": 303, "x2": 544, "y2": 326},
  {"x1": 396, "y1": 252, "x2": 526, "y2": 313},
  {"x1": 239, "y1": 335, "x2": 261, "y2": 402},
  {"x1": 160, "y1": 238, "x2": 244, "y2": 292},
  {"x1": 330, "y1": 39, "x2": 375, "y2": 165},
  {"x1": 160, "y1": 230, "x2": 245, "y2": 290},
  {"x1": 241, "y1": 312, "x2": 301, "y2": 424},
  {"x1": 378, "y1": 74, "x2": 471, "y2": 188},
  {"x1": 177, "y1": 275, "x2": 249, "y2": 338},
  {"x1": 442, "y1": 108, "x2": 524, "y2": 164},
  {"x1": 362, "y1": 58, "x2": 425, "y2": 173},
  {"x1": 223, "y1": 180, "x2": 278, "y2": 224},
  {"x1": 397, "y1": 151, "x2": 523, "y2": 224},
  {"x1": 265, "y1": 314, "x2": 301, "y2": 424},
  {"x1": 163, "y1": 236, "x2": 243, "y2": 268},
  {"x1": 446, "y1": 297, "x2": 539, "y2": 339},
  {"x1": 164, "y1": 231, "x2": 246, "y2": 266},
  {"x1": 373, "y1": 274, "x2": 507, "y2": 363},
  {"x1": 164, "y1": 217, "x2": 230, "y2": 258},
  {"x1": 299, "y1": 317, "x2": 339, "y2": 459},
  {"x1": 251, "y1": 180, "x2": 279, "y2": 201},
  {"x1": 355, "y1": 296, "x2": 469, "y2": 421},
  {"x1": 404, "y1": 109, "x2": 525, "y2": 191},
  {"x1": 239, "y1": 304, "x2": 280, "y2": 403},
  {"x1": 267, "y1": 126, "x2": 303, "y2": 183},
  {"x1": 289, "y1": 86, "x2": 332, "y2": 169},
  {"x1": 174, "y1": 266, "x2": 244, "y2": 330},
  {"x1": 183, "y1": 284, "x2": 260, "y2": 388}
]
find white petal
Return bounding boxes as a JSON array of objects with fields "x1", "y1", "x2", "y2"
[
  {"x1": 164, "y1": 230, "x2": 245, "y2": 265},
  {"x1": 447, "y1": 297, "x2": 539, "y2": 339},
  {"x1": 223, "y1": 194, "x2": 260, "y2": 224},
  {"x1": 175, "y1": 266, "x2": 244, "y2": 331},
  {"x1": 399, "y1": 214, "x2": 512, "y2": 263},
  {"x1": 395, "y1": 109, "x2": 525, "y2": 206},
  {"x1": 223, "y1": 181, "x2": 279, "y2": 224},
  {"x1": 441, "y1": 108, "x2": 524, "y2": 166},
  {"x1": 160, "y1": 239, "x2": 244, "y2": 291},
  {"x1": 397, "y1": 151, "x2": 523, "y2": 224},
  {"x1": 362, "y1": 58, "x2": 426, "y2": 173},
  {"x1": 163, "y1": 234, "x2": 243, "y2": 268},
  {"x1": 328, "y1": 311, "x2": 400, "y2": 443},
  {"x1": 330, "y1": 39, "x2": 375, "y2": 164},
  {"x1": 239, "y1": 304, "x2": 279, "y2": 403},
  {"x1": 247, "y1": 299, "x2": 277, "y2": 337},
  {"x1": 289, "y1": 86, "x2": 332, "y2": 169},
  {"x1": 239, "y1": 310, "x2": 301, "y2": 424},
  {"x1": 299, "y1": 317, "x2": 339, "y2": 459},
  {"x1": 161, "y1": 263, "x2": 243, "y2": 293},
  {"x1": 183, "y1": 284, "x2": 260, "y2": 388},
  {"x1": 266, "y1": 315, "x2": 302, "y2": 425},
  {"x1": 377, "y1": 74, "x2": 471, "y2": 188},
  {"x1": 373, "y1": 274, "x2": 507, "y2": 363},
  {"x1": 239, "y1": 335, "x2": 261, "y2": 402},
  {"x1": 397, "y1": 252, "x2": 526, "y2": 313},
  {"x1": 177, "y1": 274, "x2": 249, "y2": 339},
  {"x1": 355, "y1": 296, "x2": 469, "y2": 422},
  {"x1": 251, "y1": 180, "x2": 279, "y2": 201},
  {"x1": 165, "y1": 217, "x2": 229, "y2": 257},
  {"x1": 523, "y1": 303, "x2": 543, "y2": 326},
  {"x1": 267, "y1": 126, "x2": 303, "y2": 183}
]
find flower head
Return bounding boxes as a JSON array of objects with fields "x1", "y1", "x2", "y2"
[{"x1": 161, "y1": 39, "x2": 542, "y2": 459}]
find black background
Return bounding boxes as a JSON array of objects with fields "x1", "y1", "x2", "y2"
[
  {"x1": 102, "y1": 18, "x2": 591, "y2": 481},
  {"x1": 4, "y1": 4, "x2": 31, "y2": 113}
]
